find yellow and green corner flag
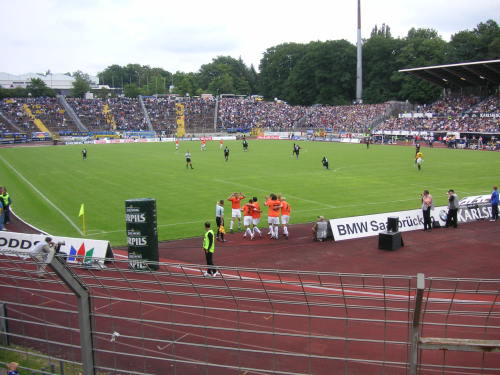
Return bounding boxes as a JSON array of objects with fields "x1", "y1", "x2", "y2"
[{"x1": 79, "y1": 203, "x2": 86, "y2": 235}]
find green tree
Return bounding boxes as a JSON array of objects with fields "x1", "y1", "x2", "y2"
[
  {"x1": 198, "y1": 56, "x2": 253, "y2": 95},
  {"x1": 391, "y1": 28, "x2": 446, "y2": 103},
  {"x1": 0, "y1": 87, "x2": 28, "y2": 99},
  {"x1": 171, "y1": 72, "x2": 199, "y2": 96},
  {"x1": 363, "y1": 25, "x2": 405, "y2": 103},
  {"x1": 123, "y1": 83, "x2": 142, "y2": 98},
  {"x1": 286, "y1": 40, "x2": 356, "y2": 105},
  {"x1": 258, "y1": 43, "x2": 307, "y2": 100},
  {"x1": 71, "y1": 71, "x2": 92, "y2": 98},
  {"x1": 26, "y1": 78, "x2": 55, "y2": 97}
]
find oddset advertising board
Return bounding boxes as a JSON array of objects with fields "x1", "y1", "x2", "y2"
[{"x1": 0, "y1": 231, "x2": 112, "y2": 266}]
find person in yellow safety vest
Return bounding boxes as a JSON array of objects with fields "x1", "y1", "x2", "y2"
[
  {"x1": 0, "y1": 186, "x2": 11, "y2": 225},
  {"x1": 202, "y1": 222, "x2": 219, "y2": 277}
]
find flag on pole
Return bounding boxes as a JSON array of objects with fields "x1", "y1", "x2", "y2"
[{"x1": 79, "y1": 203, "x2": 86, "y2": 235}]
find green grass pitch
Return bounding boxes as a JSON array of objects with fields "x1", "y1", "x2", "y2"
[{"x1": 0, "y1": 140, "x2": 498, "y2": 246}]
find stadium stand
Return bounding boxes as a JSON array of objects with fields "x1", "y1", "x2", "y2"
[
  {"x1": 376, "y1": 94, "x2": 499, "y2": 133},
  {"x1": 0, "y1": 97, "x2": 78, "y2": 134},
  {"x1": 217, "y1": 97, "x2": 307, "y2": 131},
  {"x1": 142, "y1": 96, "x2": 180, "y2": 135},
  {"x1": 1, "y1": 94, "x2": 498, "y2": 138},
  {"x1": 303, "y1": 103, "x2": 390, "y2": 132},
  {"x1": 66, "y1": 98, "x2": 110, "y2": 131}
]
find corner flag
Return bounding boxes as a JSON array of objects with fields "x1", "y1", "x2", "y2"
[{"x1": 79, "y1": 204, "x2": 86, "y2": 235}]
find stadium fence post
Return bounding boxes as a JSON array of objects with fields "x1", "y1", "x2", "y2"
[
  {"x1": 409, "y1": 273, "x2": 425, "y2": 375},
  {"x1": 49, "y1": 256, "x2": 95, "y2": 375}
]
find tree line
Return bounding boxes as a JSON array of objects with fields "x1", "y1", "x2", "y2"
[{"x1": 2, "y1": 20, "x2": 498, "y2": 104}]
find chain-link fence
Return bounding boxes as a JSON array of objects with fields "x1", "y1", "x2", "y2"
[{"x1": 0, "y1": 253, "x2": 498, "y2": 374}]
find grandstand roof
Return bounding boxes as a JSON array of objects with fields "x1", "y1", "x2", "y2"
[{"x1": 399, "y1": 59, "x2": 500, "y2": 88}]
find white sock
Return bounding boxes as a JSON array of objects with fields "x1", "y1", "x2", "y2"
[
  {"x1": 283, "y1": 226, "x2": 288, "y2": 236},
  {"x1": 230, "y1": 220, "x2": 234, "y2": 230},
  {"x1": 253, "y1": 227, "x2": 261, "y2": 236},
  {"x1": 269, "y1": 225, "x2": 273, "y2": 235},
  {"x1": 273, "y1": 225, "x2": 278, "y2": 238},
  {"x1": 245, "y1": 228, "x2": 252, "y2": 237}
]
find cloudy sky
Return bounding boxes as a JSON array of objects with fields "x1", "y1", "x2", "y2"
[{"x1": 1, "y1": 0, "x2": 498, "y2": 76}]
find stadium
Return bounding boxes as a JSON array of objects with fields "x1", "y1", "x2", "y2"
[{"x1": 0, "y1": 2, "x2": 499, "y2": 375}]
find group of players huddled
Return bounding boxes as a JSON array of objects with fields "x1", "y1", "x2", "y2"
[{"x1": 216, "y1": 192, "x2": 292, "y2": 241}]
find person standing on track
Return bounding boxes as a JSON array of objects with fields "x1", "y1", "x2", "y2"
[
  {"x1": 215, "y1": 200, "x2": 226, "y2": 242},
  {"x1": 0, "y1": 186, "x2": 12, "y2": 225},
  {"x1": 490, "y1": 186, "x2": 499, "y2": 222},
  {"x1": 227, "y1": 192, "x2": 245, "y2": 232},
  {"x1": 265, "y1": 194, "x2": 281, "y2": 239},
  {"x1": 242, "y1": 199, "x2": 256, "y2": 240},
  {"x1": 202, "y1": 222, "x2": 218, "y2": 277},
  {"x1": 421, "y1": 190, "x2": 433, "y2": 231},
  {"x1": 445, "y1": 189, "x2": 459, "y2": 228},
  {"x1": 279, "y1": 197, "x2": 291, "y2": 239},
  {"x1": 251, "y1": 197, "x2": 262, "y2": 238}
]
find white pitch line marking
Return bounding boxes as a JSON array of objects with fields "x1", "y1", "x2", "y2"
[
  {"x1": 156, "y1": 333, "x2": 189, "y2": 350},
  {"x1": 0, "y1": 155, "x2": 83, "y2": 236}
]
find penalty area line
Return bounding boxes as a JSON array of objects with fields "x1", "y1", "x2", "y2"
[{"x1": 0, "y1": 155, "x2": 83, "y2": 236}]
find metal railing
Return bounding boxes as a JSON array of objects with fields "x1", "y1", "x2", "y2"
[{"x1": 0, "y1": 253, "x2": 498, "y2": 374}]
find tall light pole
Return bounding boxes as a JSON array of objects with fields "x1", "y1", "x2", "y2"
[{"x1": 356, "y1": 0, "x2": 363, "y2": 104}]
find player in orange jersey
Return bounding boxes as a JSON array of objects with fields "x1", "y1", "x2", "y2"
[
  {"x1": 251, "y1": 197, "x2": 262, "y2": 238},
  {"x1": 265, "y1": 194, "x2": 282, "y2": 239},
  {"x1": 279, "y1": 196, "x2": 291, "y2": 239},
  {"x1": 219, "y1": 139, "x2": 224, "y2": 149},
  {"x1": 227, "y1": 192, "x2": 245, "y2": 232},
  {"x1": 201, "y1": 138, "x2": 207, "y2": 151},
  {"x1": 242, "y1": 199, "x2": 256, "y2": 240},
  {"x1": 175, "y1": 139, "x2": 179, "y2": 151}
]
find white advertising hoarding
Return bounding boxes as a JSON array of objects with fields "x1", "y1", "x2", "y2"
[{"x1": 0, "y1": 231, "x2": 112, "y2": 266}]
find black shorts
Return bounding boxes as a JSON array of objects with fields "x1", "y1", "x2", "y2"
[{"x1": 186, "y1": 158, "x2": 191, "y2": 162}]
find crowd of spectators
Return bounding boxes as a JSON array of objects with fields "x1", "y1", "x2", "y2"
[
  {"x1": 0, "y1": 97, "x2": 74, "y2": 133},
  {"x1": 107, "y1": 98, "x2": 147, "y2": 131},
  {"x1": 143, "y1": 96, "x2": 177, "y2": 132},
  {"x1": 377, "y1": 95, "x2": 499, "y2": 133},
  {"x1": 413, "y1": 95, "x2": 481, "y2": 116},
  {"x1": 143, "y1": 96, "x2": 216, "y2": 134},
  {"x1": 66, "y1": 98, "x2": 109, "y2": 131},
  {"x1": 217, "y1": 98, "x2": 390, "y2": 133},
  {"x1": 303, "y1": 103, "x2": 390, "y2": 133},
  {"x1": 217, "y1": 98, "x2": 307, "y2": 130},
  {"x1": 1, "y1": 94, "x2": 498, "y2": 136}
]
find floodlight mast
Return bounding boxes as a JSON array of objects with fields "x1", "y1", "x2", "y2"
[{"x1": 356, "y1": 0, "x2": 363, "y2": 104}]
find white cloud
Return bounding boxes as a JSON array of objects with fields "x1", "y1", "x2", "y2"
[{"x1": 0, "y1": 0, "x2": 498, "y2": 75}]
